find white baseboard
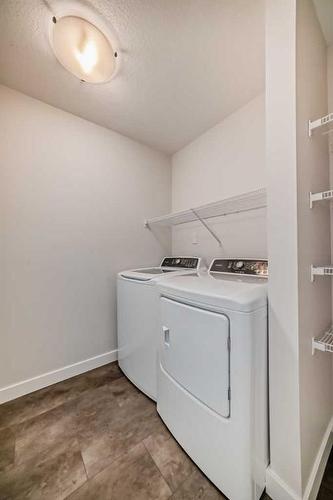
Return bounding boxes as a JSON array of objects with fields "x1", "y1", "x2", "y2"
[
  {"x1": 0, "y1": 349, "x2": 118, "y2": 404},
  {"x1": 266, "y1": 467, "x2": 300, "y2": 500},
  {"x1": 304, "y1": 416, "x2": 333, "y2": 500},
  {"x1": 266, "y1": 417, "x2": 333, "y2": 500}
]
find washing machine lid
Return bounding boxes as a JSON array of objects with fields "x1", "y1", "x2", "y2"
[
  {"x1": 120, "y1": 267, "x2": 177, "y2": 281},
  {"x1": 158, "y1": 272, "x2": 267, "y2": 312},
  {"x1": 119, "y1": 257, "x2": 202, "y2": 282}
]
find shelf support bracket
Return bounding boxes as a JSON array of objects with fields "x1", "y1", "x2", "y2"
[
  {"x1": 309, "y1": 113, "x2": 333, "y2": 137},
  {"x1": 311, "y1": 264, "x2": 315, "y2": 282},
  {"x1": 310, "y1": 265, "x2": 333, "y2": 282},
  {"x1": 311, "y1": 326, "x2": 333, "y2": 354},
  {"x1": 312, "y1": 338, "x2": 324, "y2": 355},
  {"x1": 309, "y1": 190, "x2": 333, "y2": 208},
  {"x1": 190, "y1": 208, "x2": 222, "y2": 247}
]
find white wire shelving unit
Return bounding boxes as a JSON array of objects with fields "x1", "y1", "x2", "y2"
[
  {"x1": 308, "y1": 168, "x2": 333, "y2": 283},
  {"x1": 312, "y1": 326, "x2": 333, "y2": 354},
  {"x1": 309, "y1": 112, "x2": 333, "y2": 137},
  {"x1": 308, "y1": 112, "x2": 333, "y2": 354},
  {"x1": 309, "y1": 187, "x2": 333, "y2": 283},
  {"x1": 144, "y1": 188, "x2": 267, "y2": 247}
]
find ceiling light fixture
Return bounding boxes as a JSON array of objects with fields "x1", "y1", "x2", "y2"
[{"x1": 51, "y1": 16, "x2": 117, "y2": 83}]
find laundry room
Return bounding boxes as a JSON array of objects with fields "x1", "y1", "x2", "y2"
[{"x1": 0, "y1": 1, "x2": 332, "y2": 499}]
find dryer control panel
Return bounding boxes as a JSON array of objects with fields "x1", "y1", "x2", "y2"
[
  {"x1": 161, "y1": 257, "x2": 199, "y2": 269},
  {"x1": 209, "y1": 259, "x2": 268, "y2": 277}
]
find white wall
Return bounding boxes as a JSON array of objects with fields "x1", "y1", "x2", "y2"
[
  {"x1": 328, "y1": 44, "x2": 333, "y2": 322},
  {"x1": 266, "y1": 1, "x2": 333, "y2": 499},
  {"x1": 328, "y1": 45, "x2": 333, "y2": 174},
  {"x1": 296, "y1": 0, "x2": 332, "y2": 494},
  {"x1": 265, "y1": 1, "x2": 302, "y2": 497},
  {"x1": 0, "y1": 85, "x2": 171, "y2": 396},
  {"x1": 171, "y1": 94, "x2": 266, "y2": 265},
  {"x1": 328, "y1": 45, "x2": 333, "y2": 133}
]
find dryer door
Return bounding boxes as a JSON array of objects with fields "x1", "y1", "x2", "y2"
[{"x1": 160, "y1": 297, "x2": 230, "y2": 417}]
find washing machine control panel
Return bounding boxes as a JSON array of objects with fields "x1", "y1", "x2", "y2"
[
  {"x1": 161, "y1": 257, "x2": 199, "y2": 269},
  {"x1": 209, "y1": 259, "x2": 268, "y2": 277}
]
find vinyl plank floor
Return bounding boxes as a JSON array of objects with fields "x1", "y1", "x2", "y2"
[
  {"x1": 0, "y1": 449, "x2": 86, "y2": 500},
  {"x1": 0, "y1": 362, "x2": 331, "y2": 499},
  {"x1": 0, "y1": 363, "x2": 123, "y2": 430},
  {"x1": 67, "y1": 443, "x2": 172, "y2": 500},
  {"x1": 0, "y1": 427, "x2": 15, "y2": 473}
]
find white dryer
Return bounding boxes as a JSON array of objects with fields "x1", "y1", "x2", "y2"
[
  {"x1": 157, "y1": 258, "x2": 268, "y2": 500},
  {"x1": 117, "y1": 257, "x2": 202, "y2": 401}
]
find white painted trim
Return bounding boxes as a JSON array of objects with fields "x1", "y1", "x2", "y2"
[
  {"x1": 304, "y1": 417, "x2": 333, "y2": 500},
  {"x1": 266, "y1": 417, "x2": 333, "y2": 500},
  {"x1": 0, "y1": 349, "x2": 118, "y2": 404},
  {"x1": 266, "y1": 467, "x2": 300, "y2": 500}
]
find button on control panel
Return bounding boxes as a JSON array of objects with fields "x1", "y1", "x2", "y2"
[
  {"x1": 161, "y1": 257, "x2": 199, "y2": 269},
  {"x1": 210, "y1": 259, "x2": 268, "y2": 277}
]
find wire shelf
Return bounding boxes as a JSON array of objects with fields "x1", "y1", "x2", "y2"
[
  {"x1": 312, "y1": 326, "x2": 333, "y2": 354},
  {"x1": 144, "y1": 188, "x2": 267, "y2": 227}
]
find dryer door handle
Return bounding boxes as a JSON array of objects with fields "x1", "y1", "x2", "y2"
[{"x1": 163, "y1": 326, "x2": 170, "y2": 346}]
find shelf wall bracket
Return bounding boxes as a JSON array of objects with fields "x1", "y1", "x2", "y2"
[
  {"x1": 311, "y1": 264, "x2": 333, "y2": 282},
  {"x1": 309, "y1": 190, "x2": 333, "y2": 208},
  {"x1": 309, "y1": 113, "x2": 333, "y2": 137},
  {"x1": 311, "y1": 264, "x2": 315, "y2": 282},
  {"x1": 312, "y1": 326, "x2": 333, "y2": 355},
  {"x1": 190, "y1": 208, "x2": 222, "y2": 247},
  {"x1": 312, "y1": 338, "x2": 325, "y2": 355}
]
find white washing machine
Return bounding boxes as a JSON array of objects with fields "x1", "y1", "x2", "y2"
[
  {"x1": 157, "y1": 258, "x2": 268, "y2": 500},
  {"x1": 117, "y1": 257, "x2": 202, "y2": 401}
]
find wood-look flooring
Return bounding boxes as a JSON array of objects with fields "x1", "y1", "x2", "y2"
[{"x1": 0, "y1": 362, "x2": 331, "y2": 499}]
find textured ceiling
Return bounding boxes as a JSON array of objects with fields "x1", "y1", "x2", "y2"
[
  {"x1": 313, "y1": 0, "x2": 333, "y2": 46},
  {"x1": 0, "y1": 0, "x2": 264, "y2": 153}
]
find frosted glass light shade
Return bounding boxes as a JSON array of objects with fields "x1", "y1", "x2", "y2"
[{"x1": 51, "y1": 16, "x2": 115, "y2": 83}]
